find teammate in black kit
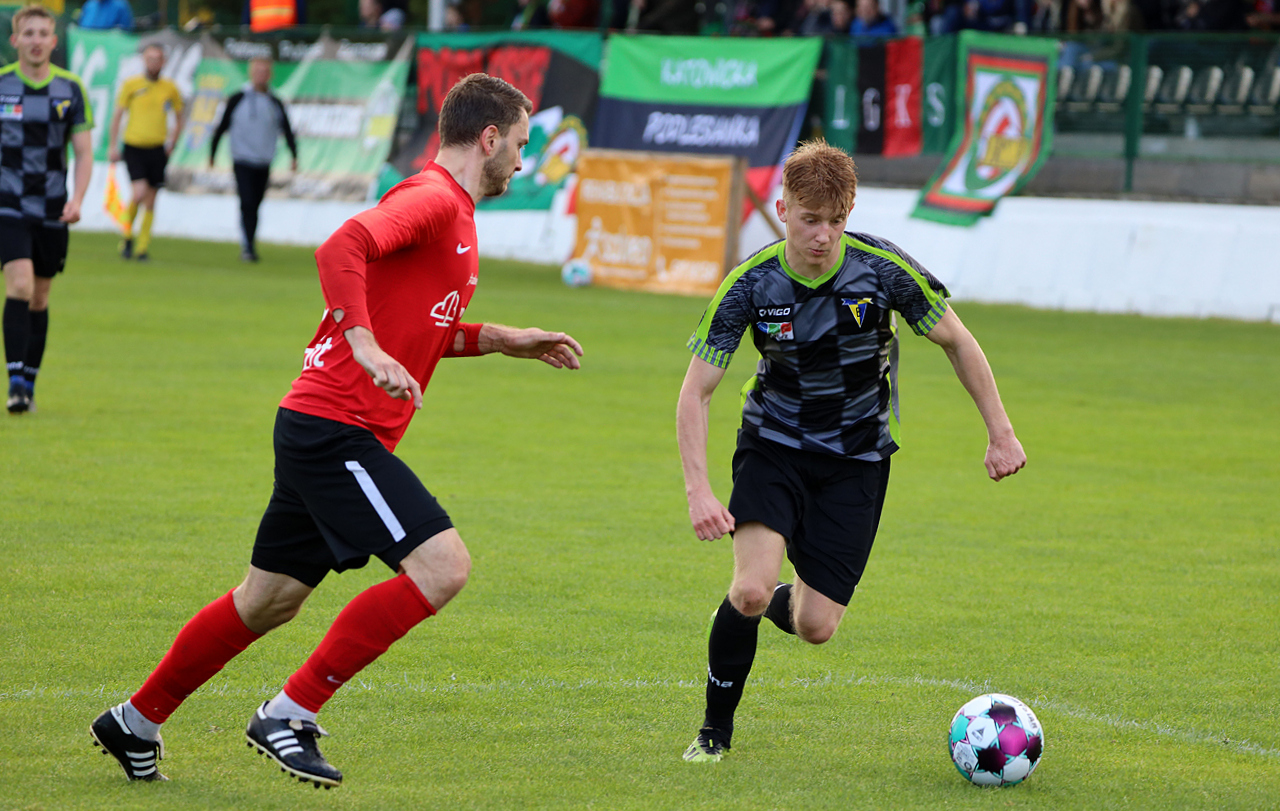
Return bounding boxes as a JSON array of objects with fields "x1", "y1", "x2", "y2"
[
  {"x1": 677, "y1": 141, "x2": 1026, "y2": 762},
  {"x1": 1, "y1": 4, "x2": 93, "y2": 414}
]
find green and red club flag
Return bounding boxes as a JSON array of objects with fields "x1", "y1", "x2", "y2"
[{"x1": 912, "y1": 32, "x2": 1058, "y2": 226}]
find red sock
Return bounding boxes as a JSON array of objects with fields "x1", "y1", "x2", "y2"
[
  {"x1": 284, "y1": 573, "x2": 435, "y2": 712},
  {"x1": 131, "y1": 589, "x2": 263, "y2": 724}
]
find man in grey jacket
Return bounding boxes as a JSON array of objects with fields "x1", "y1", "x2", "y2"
[{"x1": 209, "y1": 58, "x2": 298, "y2": 262}]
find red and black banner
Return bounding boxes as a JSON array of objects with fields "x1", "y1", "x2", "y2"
[
  {"x1": 855, "y1": 37, "x2": 923, "y2": 158},
  {"x1": 395, "y1": 34, "x2": 599, "y2": 179}
]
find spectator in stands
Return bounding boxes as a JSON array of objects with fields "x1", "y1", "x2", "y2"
[
  {"x1": 829, "y1": 0, "x2": 854, "y2": 31},
  {"x1": 512, "y1": 0, "x2": 552, "y2": 28},
  {"x1": 1175, "y1": 0, "x2": 1249, "y2": 28},
  {"x1": 1066, "y1": 0, "x2": 1145, "y2": 30},
  {"x1": 1247, "y1": 0, "x2": 1280, "y2": 29},
  {"x1": 942, "y1": 0, "x2": 1032, "y2": 32},
  {"x1": 444, "y1": 2, "x2": 469, "y2": 30},
  {"x1": 78, "y1": 0, "x2": 135, "y2": 30},
  {"x1": 360, "y1": 0, "x2": 405, "y2": 30},
  {"x1": 789, "y1": 0, "x2": 833, "y2": 33},
  {"x1": 849, "y1": 0, "x2": 899, "y2": 34},
  {"x1": 631, "y1": 0, "x2": 703, "y2": 32}
]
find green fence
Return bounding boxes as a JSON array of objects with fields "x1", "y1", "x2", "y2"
[{"x1": 1050, "y1": 33, "x2": 1280, "y2": 187}]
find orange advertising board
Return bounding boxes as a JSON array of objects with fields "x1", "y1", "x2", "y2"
[{"x1": 564, "y1": 149, "x2": 744, "y2": 296}]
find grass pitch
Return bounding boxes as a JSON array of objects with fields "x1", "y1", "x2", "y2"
[{"x1": 2, "y1": 231, "x2": 1278, "y2": 811}]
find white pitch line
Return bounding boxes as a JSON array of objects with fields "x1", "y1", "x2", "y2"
[{"x1": 6, "y1": 674, "x2": 1278, "y2": 761}]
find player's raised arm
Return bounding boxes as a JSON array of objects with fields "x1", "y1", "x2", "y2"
[
  {"x1": 925, "y1": 307, "x2": 1026, "y2": 481},
  {"x1": 677, "y1": 356, "x2": 735, "y2": 540},
  {"x1": 445, "y1": 323, "x2": 582, "y2": 368}
]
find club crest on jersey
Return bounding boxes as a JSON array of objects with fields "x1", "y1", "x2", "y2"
[
  {"x1": 52, "y1": 99, "x2": 71, "y2": 120},
  {"x1": 756, "y1": 320, "x2": 794, "y2": 341},
  {"x1": 842, "y1": 297, "x2": 872, "y2": 327}
]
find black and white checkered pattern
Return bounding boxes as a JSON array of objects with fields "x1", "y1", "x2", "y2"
[
  {"x1": 688, "y1": 232, "x2": 950, "y2": 461},
  {"x1": 0, "y1": 65, "x2": 91, "y2": 227}
]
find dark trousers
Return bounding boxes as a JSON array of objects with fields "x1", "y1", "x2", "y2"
[{"x1": 233, "y1": 162, "x2": 271, "y2": 254}]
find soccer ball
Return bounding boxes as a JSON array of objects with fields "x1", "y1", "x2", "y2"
[
  {"x1": 561, "y1": 259, "x2": 592, "y2": 287},
  {"x1": 948, "y1": 693, "x2": 1044, "y2": 786}
]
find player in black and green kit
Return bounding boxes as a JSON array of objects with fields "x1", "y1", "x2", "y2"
[
  {"x1": 1, "y1": 4, "x2": 93, "y2": 414},
  {"x1": 677, "y1": 141, "x2": 1026, "y2": 762}
]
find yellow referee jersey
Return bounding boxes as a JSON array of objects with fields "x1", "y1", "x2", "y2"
[{"x1": 116, "y1": 74, "x2": 184, "y2": 148}]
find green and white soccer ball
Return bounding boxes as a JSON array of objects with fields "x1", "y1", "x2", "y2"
[{"x1": 949, "y1": 693, "x2": 1044, "y2": 786}]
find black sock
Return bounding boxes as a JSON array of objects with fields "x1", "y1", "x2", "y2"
[
  {"x1": 23, "y1": 308, "x2": 47, "y2": 392},
  {"x1": 4, "y1": 297, "x2": 30, "y2": 381},
  {"x1": 763, "y1": 583, "x2": 796, "y2": 635},
  {"x1": 702, "y1": 595, "x2": 761, "y2": 743}
]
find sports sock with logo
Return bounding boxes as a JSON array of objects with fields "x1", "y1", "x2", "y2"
[
  {"x1": 283, "y1": 573, "x2": 436, "y2": 713},
  {"x1": 124, "y1": 201, "x2": 138, "y2": 237},
  {"x1": 702, "y1": 595, "x2": 762, "y2": 742},
  {"x1": 23, "y1": 308, "x2": 47, "y2": 396},
  {"x1": 762, "y1": 582, "x2": 796, "y2": 635},
  {"x1": 136, "y1": 209, "x2": 154, "y2": 255},
  {"x1": 130, "y1": 589, "x2": 263, "y2": 724},
  {"x1": 4, "y1": 297, "x2": 30, "y2": 384}
]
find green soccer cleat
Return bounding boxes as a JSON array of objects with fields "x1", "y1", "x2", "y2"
[{"x1": 682, "y1": 728, "x2": 730, "y2": 763}]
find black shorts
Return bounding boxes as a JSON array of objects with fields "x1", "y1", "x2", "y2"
[
  {"x1": 0, "y1": 217, "x2": 69, "y2": 278},
  {"x1": 123, "y1": 144, "x2": 168, "y2": 188},
  {"x1": 251, "y1": 408, "x2": 455, "y2": 588},
  {"x1": 727, "y1": 430, "x2": 891, "y2": 606}
]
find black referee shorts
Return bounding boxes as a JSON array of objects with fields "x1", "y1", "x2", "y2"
[
  {"x1": 727, "y1": 430, "x2": 891, "y2": 607},
  {"x1": 251, "y1": 408, "x2": 455, "y2": 588},
  {"x1": 123, "y1": 144, "x2": 168, "y2": 188},
  {"x1": 0, "y1": 217, "x2": 69, "y2": 278}
]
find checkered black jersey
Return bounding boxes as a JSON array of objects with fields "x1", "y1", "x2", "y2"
[
  {"x1": 687, "y1": 232, "x2": 950, "y2": 461},
  {"x1": 0, "y1": 64, "x2": 92, "y2": 227}
]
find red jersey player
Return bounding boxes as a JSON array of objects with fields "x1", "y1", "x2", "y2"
[{"x1": 90, "y1": 74, "x2": 583, "y2": 788}]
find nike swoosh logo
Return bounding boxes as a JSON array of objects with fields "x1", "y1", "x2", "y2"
[
  {"x1": 456, "y1": 243, "x2": 471, "y2": 254},
  {"x1": 326, "y1": 676, "x2": 344, "y2": 684}
]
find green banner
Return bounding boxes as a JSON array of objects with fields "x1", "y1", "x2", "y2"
[
  {"x1": 821, "y1": 39, "x2": 858, "y2": 156},
  {"x1": 921, "y1": 34, "x2": 958, "y2": 155},
  {"x1": 67, "y1": 27, "x2": 147, "y2": 162},
  {"x1": 166, "y1": 57, "x2": 407, "y2": 201},
  {"x1": 912, "y1": 32, "x2": 1057, "y2": 226},
  {"x1": 600, "y1": 35, "x2": 820, "y2": 107}
]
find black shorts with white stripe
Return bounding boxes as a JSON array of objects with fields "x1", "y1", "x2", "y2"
[{"x1": 251, "y1": 408, "x2": 454, "y2": 588}]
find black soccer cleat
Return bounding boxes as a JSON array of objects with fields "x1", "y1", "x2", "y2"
[
  {"x1": 245, "y1": 703, "x2": 342, "y2": 788},
  {"x1": 90, "y1": 705, "x2": 167, "y2": 781},
  {"x1": 119, "y1": 238, "x2": 133, "y2": 259},
  {"x1": 682, "y1": 727, "x2": 731, "y2": 763},
  {"x1": 6, "y1": 379, "x2": 30, "y2": 414},
  {"x1": 135, "y1": 252, "x2": 150, "y2": 262}
]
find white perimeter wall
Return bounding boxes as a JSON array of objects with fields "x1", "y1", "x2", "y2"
[{"x1": 76, "y1": 163, "x2": 1280, "y2": 323}]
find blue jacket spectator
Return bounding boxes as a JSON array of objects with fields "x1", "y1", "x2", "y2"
[
  {"x1": 78, "y1": 0, "x2": 134, "y2": 30},
  {"x1": 850, "y1": 0, "x2": 899, "y2": 35}
]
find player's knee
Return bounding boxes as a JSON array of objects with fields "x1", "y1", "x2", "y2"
[
  {"x1": 728, "y1": 582, "x2": 771, "y2": 617},
  {"x1": 235, "y1": 587, "x2": 305, "y2": 633},
  {"x1": 795, "y1": 617, "x2": 838, "y2": 645}
]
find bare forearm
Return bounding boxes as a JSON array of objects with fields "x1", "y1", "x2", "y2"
[
  {"x1": 72, "y1": 145, "x2": 92, "y2": 205},
  {"x1": 944, "y1": 337, "x2": 1014, "y2": 440},
  {"x1": 676, "y1": 387, "x2": 715, "y2": 497}
]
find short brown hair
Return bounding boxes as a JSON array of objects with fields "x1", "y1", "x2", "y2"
[
  {"x1": 12, "y1": 4, "x2": 55, "y2": 32},
  {"x1": 437, "y1": 73, "x2": 532, "y2": 149},
  {"x1": 781, "y1": 140, "x2": 858, "y2": 214}
]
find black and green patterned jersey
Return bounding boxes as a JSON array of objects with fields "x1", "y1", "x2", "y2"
[
  {"x1": 687, "y1": 232, "x2": 950, "y2": 461},
  {"x1": 0, "y1": 64, "x2": 93, "y2": 228}
]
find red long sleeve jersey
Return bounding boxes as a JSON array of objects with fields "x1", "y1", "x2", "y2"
[{"x1": 280, "y1": 162, "x2": 479, "y2": 451}]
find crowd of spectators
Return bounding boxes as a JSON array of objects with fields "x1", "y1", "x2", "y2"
[
  {"x1": 493, "y1": 0, "x2": 1276, "y2": 35},
  {"x1": 68, "y1": 0, "x2": 1279, "y2": 36}
]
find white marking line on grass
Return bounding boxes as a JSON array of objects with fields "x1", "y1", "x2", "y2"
[{"x1": 9, "y1": 673, "x2": 1278, "y2": 761}]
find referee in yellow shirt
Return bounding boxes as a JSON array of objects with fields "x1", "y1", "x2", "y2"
[{"x1": 108, "y1": 44, "x2": 185, "y2": 261}]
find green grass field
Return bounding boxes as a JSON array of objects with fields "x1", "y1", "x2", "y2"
[{"x1": 2, "y1": 231, "x2": 1278, "y2": 810}]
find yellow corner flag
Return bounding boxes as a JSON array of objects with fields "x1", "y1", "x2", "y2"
[{"x1": 104, "y1": 167, "x2": 130, "y2": 233}]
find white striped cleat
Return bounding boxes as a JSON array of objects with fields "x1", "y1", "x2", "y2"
[
  {"x1": 245, "y1": 703, "x2": 342, "y2": 788},
  {"x1": 89, "y1": 705, "x2": 168, "y2": 781}
]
